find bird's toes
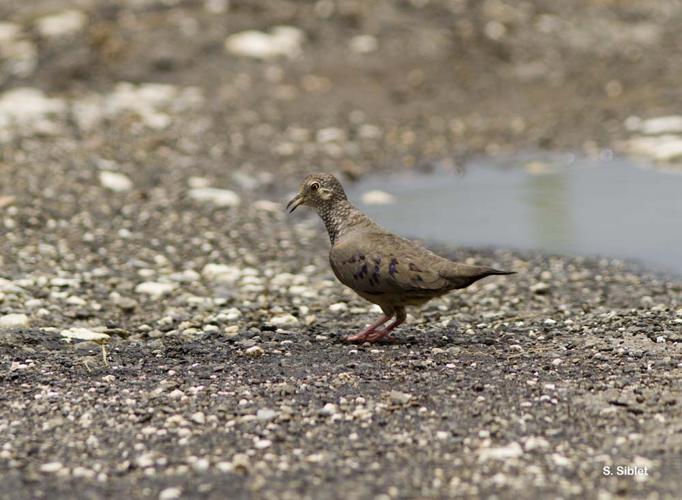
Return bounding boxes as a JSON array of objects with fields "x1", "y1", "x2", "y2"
[
  {"x1": 365, "y1": 331, "x2": 397, "y2": 343},
  {"x1": 344, "y1": 333, "x2": 370, "y2": 343}
]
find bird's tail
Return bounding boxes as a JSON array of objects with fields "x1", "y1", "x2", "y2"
[
  {"x1": 484, "y1": 268, "x2": 516, "y2": 276},
  {"x1": 440, "y1": 263, "x2": 516, "y2": 289}
]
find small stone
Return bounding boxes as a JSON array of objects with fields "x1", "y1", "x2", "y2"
[
  {"x1": 189, "y1": 188, "x2": 241, "y2": 207},
  {"x1": 349, "y1": 35, "x2": 378, "y2": 53},
  {"x1": 135, "y1": 453, "x2": 155, "y2": 468},
  {"x1": 135, "y1": 282, "x2": 176, "y2": 298},
  {"x1": 656, "y1": 336, "x2": 666, "y2": 343},
  {"x1": 389, "y1": 390, "x2": 412, "y2": 405},
  {"x1": 231, "y1": 453, "x2": 250, "y2": 472},
  {"x1": 626, "y1": 135, "x2": 682, "y2": 162},
  {"x1": 0, "y1": 195, "x2": 15, "y2": 208},
  {"x1": 626, "y1": 115, "x2": 682, "y2": 135},
  {"x1": 191, "y1": 457, "x2": 209, "y2": 472},
  {"x1": 116, "y1": 297, "x2": 137, "y2": 312},
  {"x1": 158, "y1": 487, "x2": 182, "y2": 500},
  {"x1": 35, "y1": 10, "x2": 86, "y2": 38},
  {"x1": 530, "y1": 282, "x2": 550, "y2": 294},
  {"x1": 478, "y1": 442, "x2": 523, "y2": 462},
  {"x1": 552, "y1": 454, "x2": 572, "y2": 467},
  {"x1": 253, "y1": 200, "x2": 280, "y2": 212},
  {"x1": 316, "y1": 127, "x2": 345, "y2": 143},
  {"x1": 202, "y1": 264, "x2": 241, "y2": 284},
  {"x1": 190, "y1": 412, "x2": 206, "y2": 424},
  {"x1": 524, "y1": 436, "x2": 550, "y2": 451},
  {"x1": 169, "y1": 389, "x2": 185, "y2": 399},
  {"x1": 256, "y1": 408, "x2": 277, "y2": 421},
  {"x1": 66, "y1": 295, "x2": 87, "y2": 306},
  {"x1": 254, "y1": 438, "x2": 272, "y2": 449},
  {"x1": 216, "y1": 461, "x2": 234, "y2": 473},
  {"x1": 0, "y1": 313, "x2": 29, "y2": 329},
  {"x1": 39, "y1": 462, "x2": 63, "y2": 473},
  {"x1": 320, "y1": 403, "x2": 337, "y2": 415},
  {"x1": 0, "y1": 88, "x2": 66, "y2": 138},
  {"x1": 328, "y1": 302, "x2": 348, "y2": 313},
  {"x1": 60, "y1": 328, "x2": 109, "y2": 341},
  {"x1": 225, "y1": 26, "x2": 304, "y2": 59},
  {"x1": 188, "y1": 176, "x2": 211, "y2": 188},
  {"x1": 99, "y1": 171, "x2": 132, "y2": 192},
  {"x1": 361, "y1": 190, "x2": 396, "y2": 205},
  {"x1": 245, "y1": 346, "x2": 264, "y2": 357},
  {"x1": 222, "y1": 308, "x2": 242, "y2": 321},
  {"x1": 269, "y1": 314, "x2": 299, "y2": 326}
]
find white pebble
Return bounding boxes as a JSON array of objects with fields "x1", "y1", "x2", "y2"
[
  {"x1": 254, "y1": 438, "x2": 272, "y2": 449},
  {"x1": 349, "y1": 35, "x2": 378, "y2": 53},
  {"x1": 320, "y1": 403, "x2": 337, "y2": 415},
  {"x1": 135, "y1": 282, "x2": 176, "y2": 298},
  {"x1": 626, "y1": 134, "x2": 682, "y2": 162},
  {"x1": 256, "y1": 408, "x2": 277, "y2": 421},
  {"x1": 225, "y1": 26, "x2": 304, "y2": 59},
  {"x1": 202, "y1": 264, "x2": 241, "y2": 284},
  {"x1": 328, "y1": 302, "x2": 348, "y2": 313},
  {"x1": 270, "y1": 314, "x2": 299, "y2": 326},
  {"x1": 190, "y1": 412, "x2": 205, "y2": 424},
  {"x1": 189, "y1": 187, "x2": 241, "y2": 207},
  {"x1": 222, "y1": 308, "x2": 242, "y2": 321},
  {"x1": 361, "y1": 190, "x2": 395, "y2": 205},
  {"x1": 60, "y1": 328, "x2": 109, "y2": 341},
  {"x1": 245, "y1": 346, "x2": 264, "y2": 357},
  {"x1": 0, "y1": 313, "x2": 29, "y2": 329},
  {"x1": 39, "y1": 462, "x2": 63, "y2": 473},
  {"x1": 159, "y1": 487, "x2": 182, "y2": 500},
  {"x1": 626, "y1": 115, "x2": 682, "y2": 135},
  {"x1": 99, "y1": 171, "x2": 132, "y2": 192},
  {"x1": 35, "y1": 10, "x2": 86, "y2": 38},
  {"x1": 478, "y1": 442, "x2": 523, "y2": 462},
  {"x1": 169, "y1": 390, "x2": 185, "y2": 400}
]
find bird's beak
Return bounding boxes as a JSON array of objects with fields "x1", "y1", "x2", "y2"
[{"x1": 286, "y1": 193, "x2": 304, "y2": 213}]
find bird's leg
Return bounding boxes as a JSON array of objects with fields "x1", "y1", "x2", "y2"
[
  {"x1": 344, "y1": 314, "x2": 392, "y2": 342},
  {"x1": 365, "y1": 308, "x2": 406, "y2": 343}
]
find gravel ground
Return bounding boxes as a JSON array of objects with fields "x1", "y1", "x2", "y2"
[{"x1": 1, "y1": 1, "x2": 682, "y2": 499}]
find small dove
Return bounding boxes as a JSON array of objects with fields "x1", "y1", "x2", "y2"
[{"x1": 287, "y1": 173, "x2": 515, "y2": 343}]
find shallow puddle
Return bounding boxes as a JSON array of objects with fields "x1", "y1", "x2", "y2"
[{"x1": 350, "y1": 154, "x2": 682, "y2": 275}]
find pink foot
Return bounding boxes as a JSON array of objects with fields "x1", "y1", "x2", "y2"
[
  {"x1": 362, "y1": 314, "x2": 406, "y2": 343},
  {"x1": 365, "y1": 331, "x2": 397, "y2": 343},
  {"x1": 343, "y1": 314, "x2": 391, "y2": 343}
]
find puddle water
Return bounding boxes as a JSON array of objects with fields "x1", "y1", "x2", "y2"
[{"x1": 350, "y1": 154, "x2": 682, "y2": 275}]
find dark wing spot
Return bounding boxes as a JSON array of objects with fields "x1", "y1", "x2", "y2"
[
  {"x1": 409, "y1": 262, "x2": 422, "y2": 272},
  {"x1": 389, "y1": 258, "x2": 399, "y2": 276},
  {"x1": 373, "y1": 256, "x2": 381, "y2": 265},
  {"x1": 358, "y1": 254, "x2": 366, "y2": 261},
  {"x1": 346, "y1": 256, "x2": 357, "y2": 264},
  {"x1": 360, "y1": 263, "x2": 368, "y2": 278}
]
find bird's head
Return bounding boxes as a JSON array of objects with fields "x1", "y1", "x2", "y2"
[{"x1": 287, "y1": 173, "x2": 347, "y2": 213}]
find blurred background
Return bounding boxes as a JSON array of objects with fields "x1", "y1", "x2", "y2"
[{"x1": 1, "y1": 0, "x2": 681, "y2": 277}]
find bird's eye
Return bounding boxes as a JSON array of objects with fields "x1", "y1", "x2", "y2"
[{"x1": 310, "y1": 182, "x2": 320, "y2": 191}]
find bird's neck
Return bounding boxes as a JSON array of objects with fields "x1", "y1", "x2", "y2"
[{"x1": 316, "y1": 199, "x2": 373, "y2": 245}]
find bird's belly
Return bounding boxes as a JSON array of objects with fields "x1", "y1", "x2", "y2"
[{"x1": 355, "y1": 289, "x2": 447, "y2": 308}]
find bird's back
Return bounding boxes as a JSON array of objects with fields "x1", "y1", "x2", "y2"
[{"x1": 330, "y1": 228, "x2": 510, "y2": 300}]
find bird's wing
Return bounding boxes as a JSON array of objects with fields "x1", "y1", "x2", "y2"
[{"x1": 329, "y1": 231, "x2": 452, "y2": 295}]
